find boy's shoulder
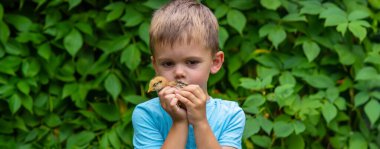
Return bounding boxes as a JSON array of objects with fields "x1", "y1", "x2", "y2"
[{"x1": 208, "y1": 98, "x2": 243, "y2": 113}]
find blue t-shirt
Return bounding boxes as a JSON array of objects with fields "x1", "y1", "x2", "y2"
[{"x1": 132, "y1": 97, "x2": 245, "y2": 149}]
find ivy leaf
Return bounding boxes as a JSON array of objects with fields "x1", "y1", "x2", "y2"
[
  {"x1": 64, "y1": 28, "x2": 83, "y2": 57},
  {"x1": 17, "y1": 80, "x2": 30, "y2": 95},
  {"x1": 66, "y1": 131, "x2": 95, "y2": 148},
  {"x1": 243, "y1": 117, "x2": 260, "y2": 139},
  {"x1": 143, "y1": 0, "x2": 169, "y2": 9},
  {"x1": 227, "y1": 0, "x2": 254, "y2": 10},
  {"x1": 302, "y1": 40, "x2": 320, "y2": 62},
  {"x1": 4, "y1": 14, "x2": 32, "y2": 31},
  {"x1": 354, "y1": 91, "x2": 369, "y2": 107},
  {"x1": 364, "y1": 99, "x2": 380, "y2": 126},
  {"x1": 104, "y1": 73, "x2": 122, "y2": 101},
  {"x1": 300, "y1": 1, "x2": 323, "y2": 15},
  {"x1": 326, "y1": 86, "x2": 339, "y2": 103},
  {"x1": 268, "y1": 25, "x2": 286, "y2": 49},
  {"x1": 105, "y1": 2, "x2": 125, "y2": 22},
  {"x1": 355, "y1": 67, "x2": 378, "y2": 81},
  {"x1": 349, "y1": 133, "x2": 368, "y2": 149},
  {"x1": 9, "y1": 94, "x2": 22, "y2": 114},
  {"x1": 322, "y1": 102, "x2": 337, "y2": 124},
  {"x1": 337, "y1": 22, "x2": 348, "y2": 35},
  {"x1": 121, "y1": 7, "x2": 143, "y2": 27},
  {"x1": 227, "y1": 9, "x2": 246, "y2": 35},
  {"x1": 319, "y1": 5, "x2": 347, "y2": 27},
  {"x1": 215, "y1": 5, "x2": 229, "y2": 18},
  {"x1": 292, "y1": 120, "x2": 306, "y2": 135},
  {"x1": 138, "y1": 22, "x2": 150, "y2": 46},
  {"x1": 250, "y1": 135, "x2": 272, "y2": 148},
  {"x1": 91, "y1": 103, "x2": 120, "y2": 122},
  {"x1": 22, "y1": 58, "x2": 40, "y2": 77},
  {"x1": 122, "y1": 95, "x2": 148, "y2": 105},
  {"x1": 219, "y1": 26, "x2": 229, "y2": 49},
  {"x1": 0, "y1": 21, "x2": 10, "y2": 43},
  {"x1": 304, "y1": 74, "x2": 334, "y2": 89},
  {"x1": 334, "y1": 44, "x2": 356, "y2": 65},
  {"x1": 260, "y1": 0, "x2": 281, "y2": 10},
  {"x1": 120, "y1": 44, "x2": 141, "y2": 71},
  {"x1": 68, "y1": 0, "x2": 81, "y2": 10},
  {"x1": 273, "y1": 121, "x2": 293, "y2": 138},
  {"x1": 348, "y1": 20, "x2": 369, "y2": 42},
  {"x1": 348, "y1": 10, "x2": 370, "y2": 21}
]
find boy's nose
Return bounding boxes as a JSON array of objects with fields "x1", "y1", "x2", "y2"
[{"x1": 174, "y1": 65, "x2": 185, "y2": 79}]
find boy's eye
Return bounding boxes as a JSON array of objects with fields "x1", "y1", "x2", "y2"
[
  {"x1": 186, "y1": 60, "x2": 200, "y2": 65},
  {"x1": 160, "y1": 61, "x2": 174, "y2": 67}
]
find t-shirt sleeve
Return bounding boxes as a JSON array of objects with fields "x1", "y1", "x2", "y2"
[
  {"x1": 132, "y1": 104, "x2": 164, "y2": 149},
  {"x1": 219, "y1": 103, "x2": 246, "y2": 149}
]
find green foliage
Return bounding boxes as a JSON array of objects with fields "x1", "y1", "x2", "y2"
[{"x1": 0, "y1": 0, "x2": 379, "y2": 148}]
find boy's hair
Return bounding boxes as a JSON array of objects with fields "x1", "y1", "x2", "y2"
[{"x1": 149, "y1": 0, "x2": 219, "y2": 55}]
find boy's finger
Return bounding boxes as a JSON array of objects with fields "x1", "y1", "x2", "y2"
[
  {"x1": 179, "y1": 85, "x2": 205, "y2": 102},
  {"x1": 176, "y1": 92, "x2": 194, "y2": 108},
  {"x1": 176, "y1": 89, "x2": 200, "y2": 105}
]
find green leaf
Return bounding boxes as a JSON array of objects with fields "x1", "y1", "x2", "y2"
[
  {"x1": 227, "y1": 0, "x2": 254, "y2": 10},
  {"x1": 0, "y1": 3, "x2": 3, "y2": 19},
  {"x1": 64, "y1": 28, "x2": 83, "y2": 57},
  {"x1": 37, "y1": 42, "x2": 52, "y2": 60},
  {"x1": 66, "y1": 131, "x2": 95, "y2": 148},
  {"x1": 364, "y1": 99, "x2": 380, "y2": 126},
  {"x1": 138, "y1": 22, "x2": 150, "y2": 46},
  {"x1": 348, "y1": 10, "x2": 370, "y2": 21},
  {"x1": 243, "y1": 117, "x2": 260, "y2": 139},
  {"x1": 250, "y1": 135, "x2": 271, "y2": 148},
  {"x1": 143, "y1": 0, "x2": 169, "y2": 9},
  {"x1": 282, "y1": 13, "x2": 307, "y2": 22},
  {"x1": 279, "y1": 71, "x2": 296, "y2": 86},
  {"x1": 286, "y1": 134, "x2": 305, "y2": 149},
  {"x1": 227, "y1": 9, "x2": 246, "y2": 35},
  {"x1": 273, "y1": 121, "x2": 294, "y2": 138},
  {"x1": 260, "y1": 0, "x2": 281, "y2": 10},
  {"x1": 257, "y1": 115, "x2": 273, "y2": 135},
  {"x1": 121, "y1": 7, "x2": 143, "y2": 27},
  {"x1": 268, "y1": 25, "x2": 286, "y2": 49},
  {"x1": 319, "y1": 5, "x2": 348, "y2": 26},
  {"x1": 4, "y1": 14, "x2": 32, "y2": 31},
  {"x1": 219, "y1": 26, "x2": 229, "y2": 49},
  {"x1": 243, "y1": 94, "x2": 266, "y2": 108},
  {"x1": 91, "y1": 103, "x2": 120, "y2": 122},
  {"x1": 215, "y1": 5, "x2": 229, "y2": 18},
  {"x1": 108, "y1": 129, "x2": 121, "y2": 149},
  {"x1": 22, "y1": 58, "x2": 40, "y2": 77},
  {"x1": 44, "y1": 10, "x2": 61, "y2": 28},
  {"x1": 105, "y1": 73, "x2": 122, "y2": 101},
  {"x1": 355, "y1": 67, "x2": 378, "y2": 81},
  {"x1": 349, "y1": 133, "x2": 368, "y2": 149},
  {"x1": 0, "y1": 21, "x2": 10, "y2": 43},
  {"x1": 334, "y1": 44, "x2": 356, "y2": 65},
  {"x1": 62, "y1": 83, "x2": 78, "y2": 99},
  {"x1": 275, "y1": 84, "x2": 294, "y2": 99},
  {"x1": 122, "y1": 95, "x2": 148, "y2": 105},
  {"x1": 120, "y1": 44, "x2": 141, "y2": 71},
  {"x1": 322, "y1": 102, "x2": 337, "y2": 124},
  {"x1": 300, "y1": 1, "x2": 323, "y2": 15},
  {"x1": 17, "y1": 80, "x2": 30, "y2": 95},
  {"x1": 105, "y1": 2, "x2": 125, "y2": 22},
  {"x1": 44, "y1": 114, "x2": 62, "y2": 127},
  {"x1": 292, "y1": 120, "x2": 306, "y2": 135},
  {"x1": 348, "y1": 21, "x2": 368, "y2": 42},
  {"x1": 326, "y1": 86, "x2": 339, "y2": 103},
  {"x1": 9, "y1": 94, "x2": 22, "y2": 114},
  {"x1": 337, "y1": 22, "x2": 349, "y2": 35},
  {"x1": 21, "y1": 95, "x2": 33, "y2": 114},
  {"x1": 75, "y1": 22, "x2": 93, "y2": 35},
  {"x1": 68, "y1": 0, "x2": 81, "y2": 10},
  {"x1": 304, "y1": 74, "x2": 335, "y2": 89},
  {"x1": 302, "y1": 40, "x2": 320, "y2": 62}
]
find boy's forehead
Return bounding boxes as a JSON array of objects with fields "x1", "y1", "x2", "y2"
[{"x1": 153, "y1": 41, "x2": 212, "y2": 57}]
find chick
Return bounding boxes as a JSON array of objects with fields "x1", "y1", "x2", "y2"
[
  {"x1": 147, "y1": 76, "x2": 188, "y2": 93},
  {"x1": 147, "y1": 76, "x2": 188, "y2": 109}
]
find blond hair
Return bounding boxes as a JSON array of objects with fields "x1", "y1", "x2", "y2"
[{"x1": 149, "y1": 0, "x2": 219, "y2": 55}]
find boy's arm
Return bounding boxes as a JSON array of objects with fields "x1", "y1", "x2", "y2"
[
  {"x1": 159, "y1": 87, "x2": 189, "y2": 149},
  {"x1": 162, "y1": 121, "x2": 189, "y2": 149}
]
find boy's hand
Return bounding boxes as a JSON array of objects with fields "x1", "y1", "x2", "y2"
[
  {"x1": 158, "y1": 86, "x2": 187, "y2": 123},
  {"x1": 175, "y1": 85, "x2": 208, "y2": 126}
]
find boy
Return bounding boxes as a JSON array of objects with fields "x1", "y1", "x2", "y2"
[{"x1": 132, "y1": 0, "x2": 245, "y2": 148}]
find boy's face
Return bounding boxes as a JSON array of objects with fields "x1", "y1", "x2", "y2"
[{"x1": 152, "y1": 42, "x2": 224, "y2": 95}]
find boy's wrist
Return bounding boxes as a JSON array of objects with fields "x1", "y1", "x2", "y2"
[{"x1": 192, "y1": 120, "x2": 209, "y2": 130}]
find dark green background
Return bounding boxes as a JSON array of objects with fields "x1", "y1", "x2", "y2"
[{"x1": 0, "y1": 0, "x2": 380, "y2": 148}]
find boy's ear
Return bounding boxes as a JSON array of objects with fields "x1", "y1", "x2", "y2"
[{"x1": 210, "y1": 51, "x2": 224, "y2": 74}]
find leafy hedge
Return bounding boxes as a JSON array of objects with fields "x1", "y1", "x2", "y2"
[{"x1": 0, "y1": 0, "x2": 380, "y2": 148}]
